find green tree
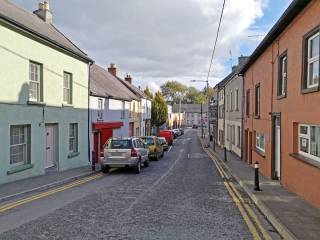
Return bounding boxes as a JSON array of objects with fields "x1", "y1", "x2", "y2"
[
  {"x1": 160, "y1": 81, "x2": 187, "y2": 104},
  {"x1": 194, "y1": 93, "x2": 207, "y2": 104},
  {"x1": 151, "y1": 92, "x2": 168, "y2": 131},
  {"x1": 144, "y1": 86, "x2": 153, "y2": 99},
  {"x1": 184, "y1": 86, "x2": 201, "y2": 103}
]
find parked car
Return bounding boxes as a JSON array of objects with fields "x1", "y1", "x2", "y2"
[
  {"x1": 102, "y1": 138, "x2": 149, "y2": 174},
  {"x1": 172, "y1": 129, "x2": 181, "y2": 137},
  {"x1": 141, "y1": 136, "x2": 164, "y2": 160},
  {"x1": 179, "y1": 128, "x2": 184, "y2": 135},
  {"x1": 192, "y1": 124, "x2": 198, "y2": 129},
  {"x1": 159, "y1": 130, "x2": 174, "y2": 145},
  {"x1": 158, "y1": 137, "x2": 169, "y2": 151}
]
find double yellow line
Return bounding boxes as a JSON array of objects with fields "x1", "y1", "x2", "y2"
[
  {"x1": 0, "y1": 173, "x2": 103, "y2": 213},
  {"x1": 202, "y1": 145, "x2": 272, "y2": 240}
]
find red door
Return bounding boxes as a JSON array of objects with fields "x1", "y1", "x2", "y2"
[{"x1": 93, "y1": 128, "x2": 113, "y2": 163}]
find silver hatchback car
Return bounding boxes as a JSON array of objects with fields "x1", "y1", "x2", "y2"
[{"x1": 101, "y1": 137, "x2": 149, "y2": 174}]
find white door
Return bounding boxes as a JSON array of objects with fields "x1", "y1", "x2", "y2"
[
  {"x1": 45, "y1": 125, "x2": 56, "y2": 168},
  {"x1": 275, "y1": 118, "x2": 281, "y2": 179}
]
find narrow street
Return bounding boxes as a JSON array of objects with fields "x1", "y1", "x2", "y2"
[{"x1": 0, "y1": 130, "x2": 277, "y2": 240}]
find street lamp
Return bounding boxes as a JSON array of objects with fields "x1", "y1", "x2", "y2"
[{"x1": 190, "y1": 80, "x2": 210, "y2": 141}]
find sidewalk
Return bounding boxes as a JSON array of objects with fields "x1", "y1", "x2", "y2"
[
  {"x1": 0, "y1": 165, "x2": 99, "y2": 203},
  {"x1": 204, "y1": 139, "x2": 320, "y2": 240}
]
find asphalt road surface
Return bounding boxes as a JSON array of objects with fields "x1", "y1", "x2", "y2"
[{"x1": 0, "y1": 129, "x2": 277, "y2": 240}]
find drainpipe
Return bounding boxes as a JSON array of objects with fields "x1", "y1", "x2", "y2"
[{"x1": 88, "y1": 62, "x2": 93, "y2": 170}]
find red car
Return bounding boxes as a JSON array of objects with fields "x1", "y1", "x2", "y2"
[{"x1": 159, "y1": 130, "x2": 174, "y2": 146}]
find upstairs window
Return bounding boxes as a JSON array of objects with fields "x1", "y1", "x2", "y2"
[
  {"x1": 278, "y1": 53, "x2": 287, "y2": 97},
  {"x1": 302, "y1": 29, "x2": 319, "y2": 91},
  {"x1": 29, "y1": 62, "x2": 42, "y2": 102},
  {"x1": 255, "y1": 84, "x2": 260, "y2": 117},
  {"x1": 246, "y1": 90, "x2": 250, "y2": 117},
  {"x1": 63, "y1": 72, "x2": 72, "y2": 104},
  {"x1": 235, "y1": 89, "x2": 239, "y2": 111},
  {"x1": 97, "y1": 98, "x2": 103, "y2": 119}
]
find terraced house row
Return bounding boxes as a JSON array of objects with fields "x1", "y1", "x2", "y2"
[
  {"x1": 214, "y1": 0, "x2": 320, "y2": 208},
  {"x1": 0, "y1": 1, "x2": 151, "y2": 185}
]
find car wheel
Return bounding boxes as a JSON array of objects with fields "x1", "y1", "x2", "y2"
[
  {"x1": 144, "y1": 159, "x2": 150, "y2": 167},
  {"x1": 101, "y1": 165, "x2": 109, "y2": 173},
  {"x1": 155, "y1": 153, "x2": 159, "y2": 161},
  {"x1": 134, "y1": 161, "x2": 141, "y2": 174},
  {"x1": 161, "y1": 152, "x2": 164, "y2": 158}
]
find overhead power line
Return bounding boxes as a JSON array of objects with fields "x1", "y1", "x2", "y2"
[{"x1": 206, "y1": 0, "x2": 226, "y2": 84}]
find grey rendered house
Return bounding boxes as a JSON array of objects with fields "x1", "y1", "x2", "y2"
[
  {"x1": 0, "y1": 1, "x2": 92, "y2": 184},
  {"x1": 224, "y1": 57, "x2": 248, "y2": 157},
  {"x1": 172, "y1": 104, "x2": 208, "y2": 127}
]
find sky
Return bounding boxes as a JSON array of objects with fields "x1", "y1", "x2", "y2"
[{"x1": 12, "y1": 0, "x2": 292, "y2": 92}]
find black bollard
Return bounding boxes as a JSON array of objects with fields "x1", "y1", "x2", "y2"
[
  {"x1": 254, "y1": 161, "x2": 261, "y2": 191},
  {"x1": 91, "y1": 151, "x2": 96, "y2": 171},
  {"x1": 224, "y1": 147, "x2": 227, "y2": 161}
]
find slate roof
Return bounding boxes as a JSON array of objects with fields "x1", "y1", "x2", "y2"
[
  {"x1": 117, "y1": 77, "x2": 150, "y2": 100},
  {"x1": 0, "y1": 0, "x2": 91, "y2": 62},
  {"x1": 172, "y1": 104, "x2": 208, "y2": 113},
  {"x1": 239, "y1": 0, "x2": 311, "y2": 73},
  {"x1": 90, "y1": 64, "x2": 140, "y2": 101}
]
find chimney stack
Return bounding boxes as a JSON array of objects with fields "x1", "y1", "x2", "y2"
[
  {"x1": 108, "y1": 63, "x2": 117, "y2": 77},
  {"x1": 33, "y1": 1, "x2": 52, "y2": 24},
  {"x1": 125, "y1": 74, "x2": 132, "y2": 84},
  {"x1": 238, "y1": 55, "x2": 250, "y2": 66},
  {"x1": 232, "y1": 65, "x2": 237, "y2": 72}
]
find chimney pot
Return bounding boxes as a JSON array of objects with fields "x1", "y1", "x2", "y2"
[
  {"x1": 108, "y1": 63, "x2": 117, "y2": 77},
  {"x1": 34, "y1": 1, "x2": 52, "y2": 24},
  {"x1": 125, "y1": 74, "x2": 132, "y2": 84}
]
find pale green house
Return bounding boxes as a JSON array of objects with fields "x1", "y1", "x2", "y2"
[{"x1": 0, "y1": 1, "x2": 93, "y2": 184}]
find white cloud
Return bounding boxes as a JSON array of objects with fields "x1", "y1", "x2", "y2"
[{"x1": 12, "y1": 0, "x2": 269, "y2": 88}]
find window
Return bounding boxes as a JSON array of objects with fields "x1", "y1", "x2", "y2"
[
  {"x1": 237, "y1": 126, "x2": 241, "y2": 147},
  {"x1": 246, "y1": 90, "x2": 250, "y2": 117},
  {"x1": 69, "y1": 123, "x2": 78, "y2": 153},
  {"x1": 255, "y1": 84, "x2": 260, "y2": 117},
  {"x1": 226, "y1": 125, "x2": 230, "y2": 141},
  {"x1": 121, "y1": 101, "x2": 125, "y2": 119},
  {"x1": 278, "y1": 53, "x2": 287, "y2": 96},
  {"x1": 29, "y1": 62, "x2": 42, "y2": 102},
  {"x1": 97, "y1": 99, "x2": 103, "y2": 119},
  {"x1": 256, "y1": 132, "x2": 265, "y2": 152},
  {"x1": 10, "y1": 125, "x2": 30, "y2": 166},
  {"x1": 232, "y1": 125, "x2": 235, "y2": 144},
  {"x1": 235, "y1": 89, "x2": 239, "y2": 111},
  {"x1": 299, "y1": 124, "x2": 320, "y2": 161},
  {"x1": 63, "y1": 72, "x2": 72, "y2": 104},
  {"x1": 230, "y1": 91, "x2": 233, "y2": 111}
]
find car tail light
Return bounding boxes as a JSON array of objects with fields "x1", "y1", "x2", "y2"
[{"x1": 131, "y1": 148, "x2": 138, "y2": 157}]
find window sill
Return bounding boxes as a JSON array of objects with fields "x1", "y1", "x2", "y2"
[
  {"x1": 68, "y1": 152, "x2": 80, "y2": 159},
  {"x1": 254, "y1": 148, "x2": 266, "y2": 158},
  {"x1": 62, "y1": 103, "x2": 74, "y2": 108},
  {"x1": 254, "y1": 115, "x2": 260, "y2": 119},
  {"x1": 290, "y1": 153, "x2": 320, "y2": 170},
  {"x1": 277, "y1": 94, "x2": 286, "y2": 100},
  {"x1": 301, "y1": 86, "x2": 319, "y2": 94},
  {"x1": 27, "y1": 101, "x2": 46, "y2": 106},
  {"x1": 7, "y1": 164, "x2": 34, "y2": 175}
]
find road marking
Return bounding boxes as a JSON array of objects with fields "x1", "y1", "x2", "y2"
[
  {"x1": 200, "y1": 141, "x2": 272, "y2": 240},
  {"x1": 0, "y1": 173, "x2": 103, "y2": 213},
  {"x1": 168, "y1": 146, "x2": 172, "y2": 153}
]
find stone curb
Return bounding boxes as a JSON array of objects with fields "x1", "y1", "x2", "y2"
[
  {"x1": 0, "y1": 169, "x2": 101, "y2": 204},
  {"x1": 201, "y1": 139, "x2": 297, "y2": 240}
]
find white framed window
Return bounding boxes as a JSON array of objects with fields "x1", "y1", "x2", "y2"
[
  {"x1": 256, "y1": 132, "x2": 265, "y2": 152},
  {"x1": 235, "y1": 89, "x2": 239, "y2": 111},
  {"x1": 69, "y1": 123, "x2": 78, "y2": 153},
  {"x1": 237, "y1": 126, "x2": 241, "y2": 147},
  {"x1": 230, "y1": 91, "x2": 233, "y2": 111},
  {"x1": 97, "y1": 98, "x2": 103, "y2": 119},
  {"x1": 279, "y1": 55, "x2": 287, "y2": 96},
  {"x1": 63, "y1": 72, "x2": 72, "y2": 104},
  {"x1": 307, "y1": 32, "x2": 319, "y2": 88},
  {"x1": 10, "y1": 125, "x2": 30, "y2": 166},
  {"x1": 232, "y1": 125, "x2": 235, "y2": 144},
  {"x1": 299, "y1": 124, "x2": 320, "y2": 161},
  {"x1": 29, "y1": 62, "x2": 41, "y2": 102}
]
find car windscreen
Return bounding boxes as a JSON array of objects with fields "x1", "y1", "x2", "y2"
[
  {"x1": 141, "y1": 138, "x2": 154, "y2": 146},
  {"x1": 159, "y1": 138, "x2": 166, "y2": 143},
  {"x1": 107, "y1": 140, "x2": 132, "y2": 149}
]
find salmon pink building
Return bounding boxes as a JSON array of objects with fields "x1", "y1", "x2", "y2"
[{"x1": 241, "y1": 0, "x2": 320, "y2": 207}]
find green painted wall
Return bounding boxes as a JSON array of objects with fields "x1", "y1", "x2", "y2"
[{"x1": 0, "y1": 23, "x2": 90, "y2": 184}]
